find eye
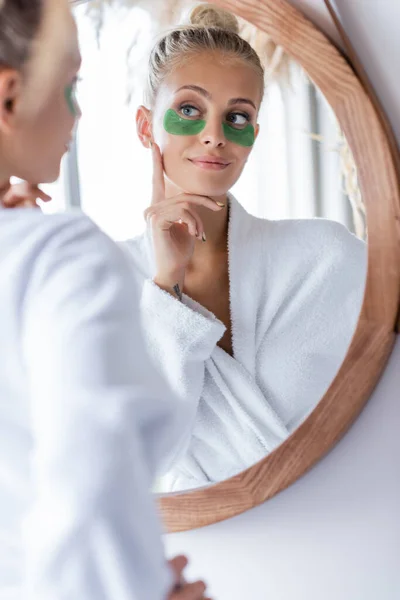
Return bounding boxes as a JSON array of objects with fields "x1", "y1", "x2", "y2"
[
  {"x1": 179, "y1": 104, "x2": 201, "y2": 118},
  {"x1": 227, "y1": 112, "x2": 250, "y2": 127}
]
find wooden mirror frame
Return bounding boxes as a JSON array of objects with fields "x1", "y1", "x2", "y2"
[{"x1": 158, "y1": 0, "x2": 400, "y2": 532}]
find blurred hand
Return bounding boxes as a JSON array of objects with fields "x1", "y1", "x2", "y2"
[
  {"x1": 2, "y1": 181, "x2": 51, "y2": 209},
  {"x1": 168, "y1": 555, "x2": 211, "y2": 600}
]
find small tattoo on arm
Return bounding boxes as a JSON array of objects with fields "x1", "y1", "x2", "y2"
[{"x1": 173, "y1": 283, "x2": 183, "y2": 302}]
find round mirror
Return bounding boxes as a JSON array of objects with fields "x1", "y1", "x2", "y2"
[{"x1": 71, "y1": 0, "x2": 399, "y2": 530}]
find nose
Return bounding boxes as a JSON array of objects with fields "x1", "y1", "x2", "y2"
[{"x1": 199, "y1": 116, "x2": 226, "y2": 148}]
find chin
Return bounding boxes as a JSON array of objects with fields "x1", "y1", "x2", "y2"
[
  {"x1": 17, "y1": 163, "x2": 61, "y2": 186},
  {"x1": 191, "y1": 185, "x2": 231, "y2": 198},
  {"x1": 179, "y1": 177, "x2": 233, "y2": 198},
  {"x1": 40, "y1": 164, "x2": 62, "y2": 184}
]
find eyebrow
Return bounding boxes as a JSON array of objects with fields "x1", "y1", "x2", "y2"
[
  {"x1": 228, "y1": 97, "x2": 257, "y2": 110},
  {"x1": 175, "y1": 85, "x2": 257, "y2": 111}
]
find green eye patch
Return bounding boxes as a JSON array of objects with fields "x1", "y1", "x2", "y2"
[
  {"x1": 163, "y1": 109, "x2": 206, "y2": 135},
  {"x1": 65, "y1": 85, "x2": 78, "y2": 117},
  {"x1": 163, "y1": 109, "x2": 255, "y2": 147},
  {"x1": 222, "y1": 122, "x2": 255, "y2": 147}
]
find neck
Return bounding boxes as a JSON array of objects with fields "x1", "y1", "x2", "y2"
[{"x1": 165, "y1": 179, "x2": 229, "y2": 268}]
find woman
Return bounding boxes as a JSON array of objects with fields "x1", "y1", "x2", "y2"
[
  {"x1": 122, "y1": 5, "x2": 367, "y2": 490},
  {"x1": 0, "y1": 1, "x2": 207, "y2": 598}
]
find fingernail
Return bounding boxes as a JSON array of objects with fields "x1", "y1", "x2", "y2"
[
  {"x1": 202, "y1": 232, "x2": 207, "y2": 242},
  {"x1": 216, "y1": 202, "x2": 225, "y2": 208}
]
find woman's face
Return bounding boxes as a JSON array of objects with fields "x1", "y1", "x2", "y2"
[
  {"x1": 0, "y1": 0, "x2": 81, "y2": 184},
  {"x1": 150, "y1": 52, "x2": 262, "y2": 198}
]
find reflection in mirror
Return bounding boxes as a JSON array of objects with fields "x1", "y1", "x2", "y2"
[{"x1": 73, "y1": 2, "x2": 367, "y2": 493}]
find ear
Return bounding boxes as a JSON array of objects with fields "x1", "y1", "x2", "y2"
[
  {"x1": 0, "y1": 70, "x2": 22, "y2": 134},
  {"x1": 136, "y1": 105, "x2": 153, "y2": 149}
]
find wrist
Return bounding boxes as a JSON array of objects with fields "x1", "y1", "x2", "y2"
[{"x1": 154, "y1": 271, "x2": 185, "y2": 299}]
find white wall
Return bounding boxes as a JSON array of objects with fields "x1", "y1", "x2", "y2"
[
  {"x1": 289, "y1": 0, "x2": 400, "y2": 146},
  {"x1": 164, "y1": 3, "x2": 400, "y2": 598}
]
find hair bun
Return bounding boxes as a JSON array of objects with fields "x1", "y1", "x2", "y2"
[{"x1": 189, "y1": 4, "x2": 240, "y2": 34}]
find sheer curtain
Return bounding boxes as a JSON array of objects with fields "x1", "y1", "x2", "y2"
[{"x1": 71, "y1": 5, "x2": 352, "y2": 241}]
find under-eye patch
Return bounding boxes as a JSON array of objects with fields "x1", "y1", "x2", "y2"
[
  {"x1": 163, "y1": 109, "x2": 206, "y2": 135},
  {"x1": 222, "y1": 122, "x2": 255, "y2": 147},
  {"x1": 65, "y1": 84, "x2": 78, "y2": 117},
  {"x1": 164, "y1": 108, "x2": 255, "y2": 147}
]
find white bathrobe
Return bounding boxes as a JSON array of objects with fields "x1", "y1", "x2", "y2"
[
  {"x1": 0, "y1": 208, "x2": 185, "y2": 600},
  {"x1": 123, "y1": 194, "x2": 367, "y2": 491}
]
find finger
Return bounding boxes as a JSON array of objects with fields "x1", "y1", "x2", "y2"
[
  {"x1": 2, "y1": 193, "x2": 24, "y2": 206},
  {"x1": 169, "y1": 555, "x2": 188, "y2": 592},
  {"x1": 22, "y1": 199, "x2": 40, "y2": 208},
  {"x1": 172, "y1": 204, "x2": 205, "y2": 240},
  {"x1": 34, "y1": 188, "x2": 52, "y2": 202},
  {"x1": 3, "y1": 187, "x2": 50, "y2": 205},
  {"x1": 159, "y1": 193, "x2": 225, "y2": 212},
  {"x1": 145, "y1": 193, "x2": 224, "y2": 222},
  {"x1": 164, "y1": 209, "x2": 200, "y2": 238},
  {"x1": 145, "y1": 203, "x2": 205, "y2": 239},
  {"x1": 176, "y1": 580, "x2": 207, "y2": 600},
  {"x1": 180, "y1": 207, "x2": 204, "y2": 240},
  {"x1": 3, "y1": 198, "x2": 38, "y2": 209},
  {"x1": 177, "y1": 193, "x2": 225, "y2": 211},
  {"x1": 169, "y1": 555, "x2": 188, "y2": 579},
  {"x1": 151, "y1": 141, "x2": 165, "y2": 205},
  {"x1": 149, "y1": 207, "x2": 203, "y2": 239}
]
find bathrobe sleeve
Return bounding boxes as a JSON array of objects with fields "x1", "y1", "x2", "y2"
[
  {"x1": 21, "y1": 216, "x2": 175, "y2": 600},
  {"x1": 140, "y1": 278, "x2": 226, "y2": 432}
]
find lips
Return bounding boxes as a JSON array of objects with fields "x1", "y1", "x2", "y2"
[{"x1": 189, "y1": 155, "x2": 231, "y2": 166}]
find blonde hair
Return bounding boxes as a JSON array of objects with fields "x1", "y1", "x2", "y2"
[
  {"x1": 145, "y1": 3, "x2": 265, "y2": 107},
  {"x1": 0, "y1": 0, "x2": 43, "y2": 71}
]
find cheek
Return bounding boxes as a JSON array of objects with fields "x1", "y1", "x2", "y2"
[
  {"x1": 159, "y1": 132, "x2": 189, "y2": 163},
  {"x1": 231, "y1": 145, "x2": 252, "y2": 169},
  {"x1": 40, "y1": 92, "x2": 73, "y2": 135},
  {"x1": 161, "y1": 137, "x2": 195, "y2": 189}
]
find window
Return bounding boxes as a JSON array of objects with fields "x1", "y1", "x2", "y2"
[{"x1": 72, "y1": 6, "x2": 354, "y2": 241}]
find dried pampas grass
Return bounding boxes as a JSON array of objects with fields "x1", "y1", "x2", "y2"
[
  {"x1": 80, "y1": 0, "x2": 292, "y2": 86},
  {"x1": 338, "y1": 130, "x2": 366, "y2": 239},
  {"x1": 309, "y1": 126, "x2": 366, "y2": 240},
  {"x1": 239, "y1": 19, "x2": 292, "y2": 87}
]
